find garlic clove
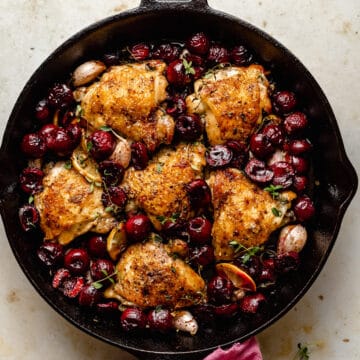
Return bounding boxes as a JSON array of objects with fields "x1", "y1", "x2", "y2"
[
  {"x1": 277, "y1": 224, "x2": 307, "y2": 254},
  {"x1": 172, "y1": 310, "x2": 198, "y2": 335},
  {"x1": 72, "y1": 60, "x2": 106, "y2": 87}
]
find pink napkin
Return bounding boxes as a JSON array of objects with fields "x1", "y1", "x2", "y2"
[{"x1": 203, "y1": 337, "x2": 262, "y2": 360}]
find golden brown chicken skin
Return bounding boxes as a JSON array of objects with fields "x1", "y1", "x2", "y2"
[
  {"x1": 186, "y1": 65, "x2": 271, "y2": 145},
  {"x1": 106, "y1": 239, "x2": 206, "y2": 309},
  {"x1": 81, "y1": 60, "x2": 174, "y2": 152},
  {"x1": 34, "y1": 162, "x2": 116, "y2": 245},
  {"x1": 208, "y1": 168, "x2": 296, "y2": 260},
  {"x1": 122, "y1": 142, "x2": 206, "y2": 230}
]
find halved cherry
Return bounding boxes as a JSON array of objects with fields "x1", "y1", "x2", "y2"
[{"x1": 216, "y1": 263, "x2": 256, "y2": 292}]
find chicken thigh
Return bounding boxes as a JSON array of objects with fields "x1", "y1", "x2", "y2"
[
  {"x1": 106, "y1": 239, "x2": 206, "y2": 309},
  {"x1": 186, "y1": 65, "x2": 271, "y2": 145},
  {"x1": 81, "y1": 60, "x2": 174, "y2": 152},
  {"x1": 208, "y1": 168, "x2": 296, "y2": 260},
  {"x1": 34, "y1": 162, "x2": 116, "y2": 245}
]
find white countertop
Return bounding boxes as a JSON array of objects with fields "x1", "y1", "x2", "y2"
[{"x1": 0, "y1": 1, "x2": 359, "y2": 359}]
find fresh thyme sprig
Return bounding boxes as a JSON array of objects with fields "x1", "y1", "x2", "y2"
[
  {"x1": 91, "y1": 269, "x2": 118, "y2": 289},
  {"x1": 228, "y1": 241, "x2": 264, "y2": 264},
  {"x1": 264, "y1": 184, "x2": 283, "y2": 198}
]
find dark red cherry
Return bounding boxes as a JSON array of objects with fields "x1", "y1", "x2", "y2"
[
  {"x1": 207, "y1": 44, "x2": 230, "y2": 64},
  {"x1": 186, "y1": 179, "x2": 212, "y2": 209},
  {"x1": 286, "y1": 139, "x2": 312, "y2": 155},
  {"x1": 293, "y1": 195, "x2": 315, "y2": 221},
  {"x1": 270, "y1": 161, "x2": 295, "y2": 189},
  {"x1": 261, "y1": 124, "x2": 284, "y2": 146},
  {"x1": 206, "y1": 145, "x2": 233, "y2": 168},
  {"x1": 188, "y1": 217, "x2": 212, "y2": 245},
  {"x1": 131, "y1": 142, "x2": 149, "y2": 170},
  {"x1": 207, "y1": 275, "x2": 234, "y2": 304},
  {"x1": 293, "y1": 175, "x2": 308, "y2": 193},
  {"x1": 186, "y1": 32, "x2": 210, "y2": 55},
  {"x1": 66, "y1": 122, "x2": 82, "y2": 147},
  {"x1": 147, "y1": 308, "x2": 173, "y2": 332},
  {"x1": 237, "y1": 256, "x2": 262, "y2": 281},
  {"x1": 19, "y1": 167, "x2": 44, "y2": 194},
  {"x1": 161, "y1": 219, "x2": 188, "y2": 239},
  {"x1": 166, "y1": 95, "x2": 186, "y2": 116},
  {"x1": 96, "y1": 301, "x2": 119, "y2": 314},
  {"x1": 90, "y1": 259, "x2": 115, "y2": 281},
  {"x1": 258, "y1": 259, "x2": 277, "y2": 283},
  {"x1": 230, "y1": 45, "x2": 253, "y2": 66},
  {"x1": 166, "y1": 59, "x2": 192, "y2": 87},
  {"x1": 102, "y1": 53, "x2": 119, "y2": 66},
  {"x1": 272, "y1": 91, "x2": 297, "y2": 114},
  {"x1": 214, "y1": 303, "x2": 238, "y2": 318},
  {"x1": 284, "y1": 112, "x2": 308, "y2": 135},
  {"x1": 192, "y1": 304, "x2": 216, "y2": 324},
  {"x1": 21, "y1": 133, "x2": 47, "y2": 158},
  {"x1": 47, "y1": 83, "x2": 74, "y2": 109},
  {"x1": 49, "y1": 127, "x2": 75, "y2": 155},
  {"x1": 189, "y1": 245, "x2": 214, "y2": 266},
  {"x1": 19, "y1": 204, "x2": 39, "y2": 232},
  {"x1": 125, "y1": 214, "x2": 152, "y2": 242},
  {"x1": 64, "y1": 248, "x2": 90, "y2": 275},
  {"x1": 61, "y1": 276, "x2": 85, "y2": 298},
  {"x1": 239, "y1": 293, "x2": 266, "y2": 314},
  {"x1": 52, "y1": 268, "x2": 71, "y2": 289},
  {"x1": 35, "y1": 99, "x2": 51, "y2": 122},
  {"x1": 130, "y1": 43, "x2": 150, "y2": 61},
  {"x1": 88, "y1": 235, "x2": 107, "y2": 258},
  {"x1": 78, "y1": 285, "x2": 102, "y2": 307},
  {"x1": 245, "y1": 158, "x2": 273, "y2": 183},
  {"x1": 288, "y1": 155, "x2": 309, "y2": 174},
  {"x1": 98, "y1": 160, "x2": 124, "y2": 187},
  {"x1": 37, "y1": 242, "x2": 64, "y2": 267},
  {"x1": 39, "y1": 123, "x2": 58, "y2": 148},
  {"x1": 101, "y1": 186, "x2": 127, "y2": 210},
  {"x1": 275, "y1": 251, "x2": 300, "y2": 273},
  {"x1": 88, "y1": 130, "x2": 115, "y2": 160},
  {"x1": 250, "y1": 133, "x2": 274, "y2": 158},
  {"x1": 226, "y1": 140, "x2": 248, "y2": 168},
  {"x1": 175, "y1": 114, "x2": 202, "y2": 141},
  {"x1": 121, "y1": 308, "x2": 147, "y2": 331},
  {"x1": 152, "y1": 43, "x2": 181, "y2": 63}
]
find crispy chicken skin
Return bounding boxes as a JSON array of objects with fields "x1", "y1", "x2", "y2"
[
  {"x1": 108, "y1": 239, "x2": 206, "y2": 309},
  {"x1": 186, "y1": 65, "x2": 271, "y2": 145},
  {"x1": 122, "y1": 142, "x2": 206, "y2": 230},
  {"x1": 34, "y1": 162, "x2": 116, "y2": 245},
  {"x1": 208, "y1": 168, "x2": 296, "y2": 260},
  {"x1": 81, "y1": 60, "x2": 174, "y2": 152}
]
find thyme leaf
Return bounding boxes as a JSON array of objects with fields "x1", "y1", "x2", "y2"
[
  {"x1": 264, "y1": 184, "x2": 283, "y2": 198},
  {"x1": 182, "y1": 59, "x2": 195, "y2": 75},
  {"x1": 91, "y1": 269, "x2": 118, "y2": 289},
  {"x1": 228, "y1": 241, "x2": 264, "y2": 264},
  {"x1": 271, "y1": 207, "x2": 282, "y2": 217},
  {"x1": 293, "y1": 343, "x2": 310, "y2": 360}
]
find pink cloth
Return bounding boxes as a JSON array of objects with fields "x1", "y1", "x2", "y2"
[{"x1": 203, "y1": 338, "x2": 262, "y2": 360}]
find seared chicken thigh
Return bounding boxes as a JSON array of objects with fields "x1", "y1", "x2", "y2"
[
  {"x1": 106, "y1": 239, "x2": 206, "y2": 309},
  {"x1": 122, "y1": 142, "x2": 206, "y2": 230},
  {"x1": 186, "y1": 65, "x2": 271, "y2": 145},
  {"x1": 81, "y1": 60, "x2": 174, "y2": 152},
  {"x1": 208, "y1": 168, "x2": 296, "y2": 260},
  {"x1": 34, "y1": 162, "x2": 116, "y2": 245}
]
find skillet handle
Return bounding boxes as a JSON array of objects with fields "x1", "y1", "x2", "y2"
[{"x1": 140, "y1": 0, "x2": 208, "y2": 9}]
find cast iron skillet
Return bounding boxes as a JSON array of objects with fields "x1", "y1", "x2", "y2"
[{"x1": 0, "y1": 0, "x2": 357, "y2": 359}]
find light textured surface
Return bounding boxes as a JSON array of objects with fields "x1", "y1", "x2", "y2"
[{"x1": 0, "y1": 0, "x2": 359, "y2": 359}]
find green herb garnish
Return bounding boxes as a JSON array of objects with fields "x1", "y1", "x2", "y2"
[
  {"x1": 91, "y1": 269, "x2": 118, "y2": 289},
  {"x1": 293, "y1": 343, "x2": 310, "y2": 360},
  {"x1": 28, "y1": 195, "x2": 34, "y2": 204},
  {"x1": 64, "y1": 160, "x2": 72, "y2": 170},
  {"x1": 86, "y1": 141, "x2": 93, "y2": 153},
  {"x1": 99, "y1": 125, "x2": 112, "y2": 132},
  {"x1": 182, "y1": 59, "x2": 195, "y2": 75},
  {"x1": 264, "y1": 184, "x2": 283, "y2": 198},
  {"x1": 228, "y1": 241, "x2": 264, "y2": 264},
  {"x1": 271, "y1": 207, "x2": 282, "y2": 217}
]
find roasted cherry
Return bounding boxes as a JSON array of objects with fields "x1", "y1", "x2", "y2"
[
  {"x1": 206, "y1": 145, "x2": 233, "y2": 168},
  {"x1": 186, "y1": 179, "x2": 211, "y2": 209},
  {"x1": 64, "y1": 248, "x2": 90, "y2": 275},
  {"x1": 258, "y1": 259, "x2": 277, "y2": 283},
  {"x1": 250, "y1": 133, "x2": 274, "y2": 158},
  {"x1": 284, "y1": 112, "x2": 308, "y2": 135},
  {"x1": 237, "y1": 256, "x2": 262, "y2": 281},
  {"x1": 293, "y1": 175, "x2": 308, "y2": 192},
  {"x1": 21, "y1": 133, "x2": 47, "y2": 158},
  {"x1": 230, "y1": 45, "x2": 253, "y2": 66},
  {"x1": 48, "y1": 127, "x2": 75, "y2": 156},
  {"x1": 102, "y1": 53, "x2": 120, "y2": 66},
  {"x1": 288, "y1": 155, "x2": 309, "y2": 174},
  {"x1": 161, "y1": 219, "x2": 188, "y2": 239},
  {"x1": 88, "y1": 235, "x2": 107, "y2": 258},
  {"x1": 214, "y1": 303, "x2": 238, "y2": 318},
  {"x1": 131, "y1": 142, "x2": 149, "y2": 170},
  {"x1": 88, "y1": 130, "x2": 115, "y2": 160},
  {"x1": 96, "y1": 301, "x2": 119, "y2": 314},
  {"x1": 275, "y1": 251, "x2": 300, "y2": 273},
  {"x1": 130, "y1": 43, "x2": 150, "y2": 61},
  {"x1": 52, "y1": 268, "x2": 71, "y2": 289},
  {"x1": 148, "y1": 308, "x2": 173, "y2": 332},
  {"x1": 19, "y1": 204, "x2": 39, "y2": 232},
  {"x1": 272, "y1": 91, "x2": 297, "y2": 114},
  {"x1": 90, "y1": 259, "x2": 115, "y2": 281},
  {"x1": 19, "y1": 167, "x2": 44, "y2": 194},
  {"x1": 102, "y1": 186, "x2": 127, "y2": 209},
  {"x1": 270, "y1": 161, "x2": 295, "y2": 189},
  {"x1": 125, "y1": 214, "x2": 152, "y2": 242},
  {"x1": 166, "y1": 59, "x2": 192, "y2": 87},
  {"x1": 239, "y1": 293, "x2": 266, "y2": 314},
  {"x1": 166, "y1": 95, "x2": 186, "y2": 116},
  {"x1": 78, "y1": 285, "x2": 102, "y2": 307},
  {"x1": 66, "y1": 122, "x2": 82, "y2": 147},
  {"x1": 121, "y1": 308, "x2": 147, "y2": 331},
  {"x1": 61, "y1": 276, "x2": 85, "y2": 298},
  {"x1": 37, "y1": 242, "x2": 64, "y2": 267},
  {"x1": 98, "y1": 160, "x2": 124, "y2": 187},
  {"x1": 47, "y1": 83, "x2": 74, "y2": 109},
  {"x1": 207, "y1": 275, "x2": 234, "y2": 304},
  {"x1": 245, "y1": 158, "x2": 273, "y2": 183},
  {"x1": 186, "y1": 32, "x2": 210, "y2": 55},
  {"x1": 261, "y1": 124, "x2": 284, "y2": 146},
  {"x1": 175, "y1": 114, "x2": 202, "y2": 141},
  {"x1": 286, "y1": 138, "x2": 312, "y2": 155},
  {"x1": 189, "y1": 245, "x2": 214, "y2": 266},
  {"x1": 207, "y1": 44, "x2": 230, "y2": 64},
  {"x1": 188, "y1": 217, "x2": 212, "y2": 245},
  {"x1": 39, "y1": 123, "x2": 57, "y2": 147},
  {"x1": 35, "y1": 99, "x2": 51, "y2": 122},
  {"x1": 293, "y1": 195, "x2": 315, "y2": 221},
  {"x1": 152, "y1": 43, "x2": 181, "y2": 63}
]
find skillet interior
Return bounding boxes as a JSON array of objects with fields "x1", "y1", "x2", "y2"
[{"x1": 0, "y1": 1, "x2": 357, "y2": 359}]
